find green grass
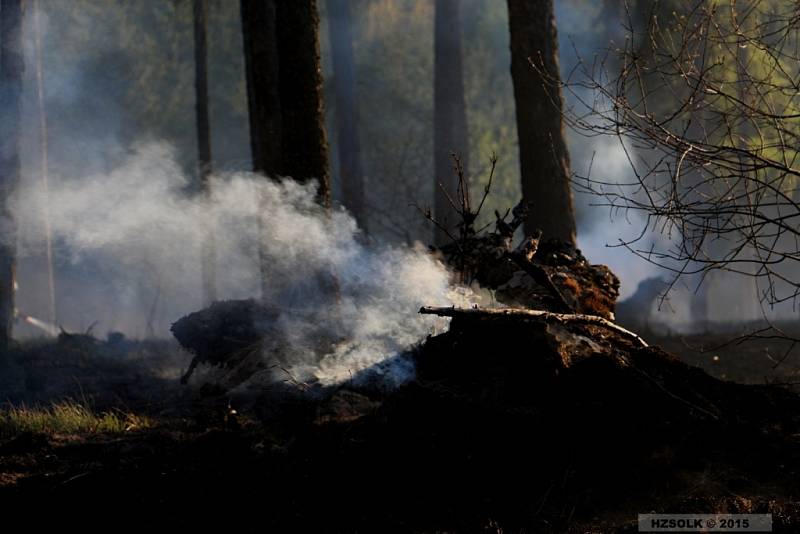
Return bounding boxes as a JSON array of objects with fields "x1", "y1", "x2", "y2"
[{"x1": 0, "y1": 400, "x2": 151, "y2": 437}]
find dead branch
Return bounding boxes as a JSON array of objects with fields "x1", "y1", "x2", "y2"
[{"x1": 419, "y1": 306, "x2": 648, "y2": 347}]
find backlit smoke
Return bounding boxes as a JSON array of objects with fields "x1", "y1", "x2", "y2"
[{"x1": 14, "y1": 142, "x2": 457, "y2": 385}]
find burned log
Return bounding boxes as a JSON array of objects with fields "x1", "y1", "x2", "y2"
[
  {"x1": 171, "y1": 299, "x2": 279, "y2": 384},
  {"x1": 171, "y1": 299, "x2": 344, "y2": 390}
]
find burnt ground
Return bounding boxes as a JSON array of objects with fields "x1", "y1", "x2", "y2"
[
  {"x1": 643, "y1": 323, "x2": 800, "y2": 391},
  {"x1": 1, "y1": 318, "x2": 800, "y2": 532}
]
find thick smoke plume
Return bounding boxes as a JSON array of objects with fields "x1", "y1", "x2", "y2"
[{"x1": 15, "y1": 142, "x2": 458, "y2": 385}]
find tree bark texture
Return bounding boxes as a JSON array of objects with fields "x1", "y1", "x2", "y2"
[
  {"x1": 507, "y1": 0, "x2": 576, "y2": 245},
  {"x1": 241, "y1": 0, "x2": 282, "y2": 177},
  {"x1": 242, "y1": 0, "x2": 330, "y2": 206},
  {"x1": 241, "y1": 0, "x2": 332, "y2": 300},
  {"x1": 275, "y1": 0, "x2": 330, "y2": 206}
]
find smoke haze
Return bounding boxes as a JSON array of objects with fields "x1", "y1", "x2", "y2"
[
  {"x1": 9, "y1": 0, "x2": 785, "y2": 347},
  {"x1": 15, "y1": 141, "x2": 460, "y2": 384}
]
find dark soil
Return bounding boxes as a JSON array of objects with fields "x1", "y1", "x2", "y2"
[{"x1": 2, "y1": 314, "x2": 800, "y2": 532}]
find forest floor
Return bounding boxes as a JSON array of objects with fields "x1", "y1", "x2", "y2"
[
  {"x1": 644, "y1": 323, "x2": 800, "y2": 391},
  {"x1": 1, "y1": 319, "x2": 799, "y2": 532}
]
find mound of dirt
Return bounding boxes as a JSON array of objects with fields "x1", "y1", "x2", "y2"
[{"x1": 323, "y1": 310, "x2": 800, "y2": 530}]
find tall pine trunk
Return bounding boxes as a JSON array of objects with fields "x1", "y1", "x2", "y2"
[
  {"x1": 0, "y1": 0, "x2": 23, "y2": 352},
  {"x1": 433, "y1": 0, "x2": 468, "y2": 246},
  {"x1": 241, "y1": 0, "x2": 329, "y2": 197},
  {"x1": 327, "y1": 0, "x2": 366, "y2": 231},
  {"x1": 507, "y1": 0, "x2": 576, "y2": 245},
  {"x1": 241, "y1": 0, "x2": 281, "y2": 177},
  {"x1": 193, "y1": 0, "x2": 216, "y2": 306},
  {"x1": 241, "y1": 0, "x2": 331, "y2": 300},
  {"x1": 242, "y1": 0, "x2": 282, "y2": 300},
  {"x1": 274, "y1": 0, "x2": 330, "y2": 206}
]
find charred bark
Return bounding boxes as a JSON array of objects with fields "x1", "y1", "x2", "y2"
[
  {"x1": 242, "y1": 0, "x2": 333, "y2": 300},
  {"x1": 275, "y1": 0, "x2": 330, "y2": 206},
  {"x1": 241, "y1": 0, "x2": 282, "y2": 177},
  {"x1": 507, "y1": 0, "x2": 576, "y2": 244},
  {"x1": 241, "y1": 0, "x2": 283, "y2": 300},
  {"x1": 0, "y1": 0, "x2": 23, "y2": 353},
  {"x1": 327, "y1": 0, "x2": 366, "y2": 231},
  {"x1": 241, "y1": 0, "x2": 330, "y2": 198},
  {"x1": 433, "y1": 0, "x2": 469, "y2": 246}
]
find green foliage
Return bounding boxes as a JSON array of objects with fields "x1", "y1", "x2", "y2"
[{"x1": 626, "y1": 0, "x2": 800, "y2": 192}]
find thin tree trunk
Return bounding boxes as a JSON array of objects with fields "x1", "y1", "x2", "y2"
[
  {"x1": 0, "y1": 0, "x2": 23, "y2": 352},
  {"x1": 433, "y1": 0, "x2": 468, "y2": 246},
  {"x1": 274, "y1": 0, "x2": 330, "y2": 206},
  {"x1": 507, "y1": 0, "x2": 576, "y2": 245},
  {"x1": 327, "y1": 0, "x2": 366, "y2": 232},
  {"x1": 32, "y1": 0, "x2": 56, "y2": 328},
  {"x1": 193, "y1": 0, "x2": 216, "y2": 306}
]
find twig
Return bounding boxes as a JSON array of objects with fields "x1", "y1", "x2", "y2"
[{"x1": 419, "y1": 306, "x2": 648, "y2": 347}]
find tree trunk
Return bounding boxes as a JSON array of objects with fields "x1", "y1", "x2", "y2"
[
  {"x1": 327, "y1": 0, "x2": 366, "y2": 231},
  {"x1": 0, "y1": 0, "x2": 23, "y2": 352},
  {"x1": 507, "y1": 0, "x2": 576, "y2": 245},
  {"x1": 193, "y1": 0, "x2": 216, "y2": 306},
  {"x1": 32, "y1": 0, "x2": 57, "y2": 328},
  {"x1": 241, "y1": 0, "x2": 329, "y2": 200},
  {"x1": 242, "y1": 0, "x2": 282, "y2": 300},
  {"x1": 241, "y1": 0, "x2": 331, "y2": 300},
  {"x1": 433, "y1": 0, "x2": 468, "y2": 246},
  {"x1": 241, "y1": 0, "x2": 282, "y2": 177},
  {"x1": 274, "y1": 0, "x2": 330, "y2": 207}
]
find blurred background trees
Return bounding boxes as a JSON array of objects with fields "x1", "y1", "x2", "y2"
[
  {"x1": 6, "y1": 0, "x2": 656, "y2": 337},
  {"x1": 432, "y1": 0, "x2": 468, "y2": 246},
  {"x1": 0, "y1": 0, "x2": 23, "y2": 350},
  {"x1": 565, "y1": 0, "x2": 800, "y2": 328}
]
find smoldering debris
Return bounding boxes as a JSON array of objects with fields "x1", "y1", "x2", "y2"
[
  {"x1": 8, "y1": 187, "x2": 800, "y2": 532},
  {"x1": 15, "y1": 144, "x2": 455, "y2": 339},
  {"x1": 171, "y1": 202, "x2": 624, "y2": 397},
  {"x1": 171, "y1": 300, "x2": 279, "y2": 385},
  {"x1": 13, "y1": 224, "x2": 798, "y2": 532},
  {"x1": 171, "y1": 297, "x2": 426, "y2": 395},
  {"x1": 13, "y1": 145, "x2": 455, "y2": 388}
]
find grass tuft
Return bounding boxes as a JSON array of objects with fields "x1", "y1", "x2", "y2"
[{"x1": 0, "y1": 400, "x2": 151, "y2": 437}]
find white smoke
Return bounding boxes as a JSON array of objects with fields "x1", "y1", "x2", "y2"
[{"x1": 15, "y1": 142, "x2": 456, "y2": 385}]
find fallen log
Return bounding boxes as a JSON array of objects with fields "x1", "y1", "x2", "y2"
[{"x1": 419, "y1": 305, "x2": 649, "y2": 348}]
